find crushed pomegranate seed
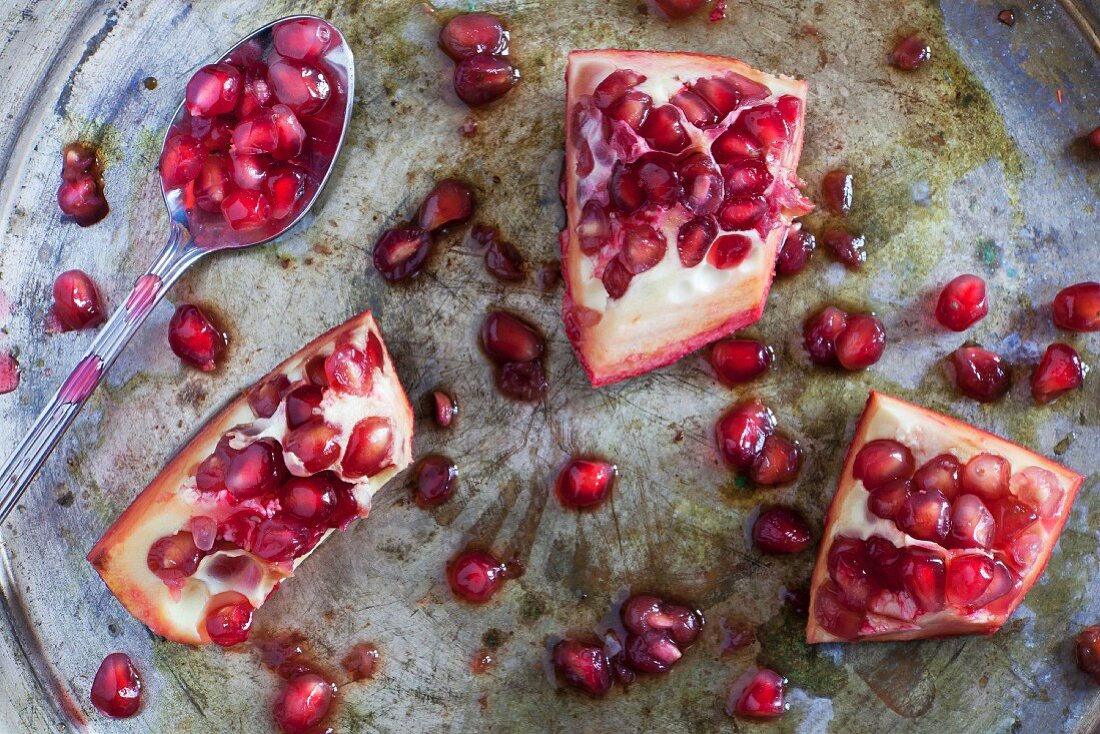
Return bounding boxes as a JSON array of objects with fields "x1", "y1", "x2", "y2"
[
  {"x1": 709, "y1": 338, "x2": 773, "y2": 385},
  {"x1": 168, "y1": 303, "x2": 227, "y2": 371},
  {"x1": 1052, "y1": 282, "x2": 1100, "y2": 332},
  {"x1": 447, "y1": 549, "x2": 507, "y2": 603},
  {"x1": 342, "y1": 642, "x2": 380, "y2": 681},
  {"x1": 936, "y1": 274, "x2": 988, "y2": 331},
  {"x1": 205, "y1": 600, "x2": 254, "y2": 646},
  {"x1": 418, "y1": 179, "x2": 475, "y2": 232},
  {"x1": 485, "y1": 236, "x2": 525, "y2": 281},
  {"x1": 273, "y1": 672, "x2": 335, "y2": 734},
  {"x1": 552, "y1": 639, "x2": 612, "y2": 696},
  {"x1": 1031, "y1": 343, "x2": 1085, "y2": 404},
  {"x1": 90, "y1": 652, "x2": 143, "y2": 719},
  {"x1": 52, "y1": 270, "x2": 106, "y2": 331},
  {"x1": 775, "y1": 227, "x2": 815, "y2": 276},
  {"x1": 822, "y1": 228, "x2": 866, "y2": 269},
  {"x1": 820, "y1": 169, "x2": 853, "y2": 214},
  {"x1": 1077, "y1": 626, "x2": 1100, "y2": 683},
  {"x1": 890, "y1": 35, "x2": 932, "y2": 70},
  {"x1": 728, "y1": 668, "x2": 786, "y2": 719},
  {"x1": 57, "y1": 143, "x2": 108, "y2": 226},
  {"x1": 752, "y1": 507, "x2": 813, "y2": 554},
  {"x1": 949, "y1": 346, "x2": 1011, "y2": 402},
  {"x1": 430, "y1": 389, "x2": 458, "y2": 428},
  {"x1": 413, "y1": 455, "x2": 458, "y2": 507},
  {"x1": 554, "y1": 457, "x2": 617, "y2": 508}
]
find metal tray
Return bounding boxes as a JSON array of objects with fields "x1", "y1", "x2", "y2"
[{"x1": 1, "y1": 0, "x2": 1098, "y2": 731}]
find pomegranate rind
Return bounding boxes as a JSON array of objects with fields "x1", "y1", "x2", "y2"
[
  {"x1": 87, "y1": 311, "x2": 414, "y2": 645},
  {"x1": 806, "y1": 391, "x2": 1083, "y2": 643},
  {"x1": 561, "y1": 50, "x2": 810, "y2": 387}
]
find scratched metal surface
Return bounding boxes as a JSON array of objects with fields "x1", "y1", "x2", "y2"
[{"x1": 1, "y1": 0, "x2": 1099, "y2": 731}]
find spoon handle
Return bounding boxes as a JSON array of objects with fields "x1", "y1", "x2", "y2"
[{"x1": 0, "y1": 223, "x2": 203, "y2": 524}]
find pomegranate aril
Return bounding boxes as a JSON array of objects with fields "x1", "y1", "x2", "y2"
[
  {"x1": 263, "y1": 164, "x2": 306, "y2": 220},
  {"x1": 280, "y1": 475, "x2": 336, "y2": 522},
  {"x1": 1052, "y1": 282, "x2": 1100, "y2": 331},
  {"x1": 640, "y1": 104, "x2": 690, "y2": 153},
  {"x1": 552, "y1": 639, "x2": 611, "y2": 697},
  {"x1": 803, "y1": 305, "x2": 848, "y2": 366},
  {"x1": 945, "y1": 553, "x2": 994, "y2": 608},
  {"x1": 234, "y1": 104, "x2": 306, "y2": 161},
  {"x1": 576, "y1": 200, "x2": 611, "y2": 255},
  {"x1": 752, "y1": 507, "x2": 812, "y2": 554},
  {"x1": 936, "y1": 274, "x2": 988, "y2": 331},
  {"x1": 897, "y1": 488, "x2": 951, "y2": 542},
  {"x1": 236, "y1": 70, "x2": 273, "y2": 118},
  {"x1": 863, "y1": 535, "x2": 903, "y2": 588},
  {"x1": 602, "y1": 259, "x2": 633, "y2": 299},
  {"x1": 655, "y1": 0, "x2": 708, "y2": 18},
  {"x1": 431, "y1": 389, "x2": 457, "y2": 428},
  {"x1": 834, "y1": 313, "x2": 886, "y2": 370},
  {"x1": 620, "y1": 221, "x2": 667, "y2": 274},
  {"x1": 959, "y1": 452, "x2": 1010, "y2": 501},
  {"x1": 555, "y1": 457, "x2": 616, "y2": 508},
  {"x1": 671, "y1": 88, "x2": 719, "y2": 129},
  {"x1": 677, "y1": 216, "x2": 718, "y2": 267},
  {"x1": 737, "y1": 105, "x2": 789, "y2": 148},
  {"x1": 1078, "y1": 626, "x2": 1100, "y2": 683},
  {"x1": 229, "y1": 150, "x2": 269, "y2": 190},
  {"x1": 52, "y1": 270, "x2": 105, "y2": 331},
  {"x1": 448, "y1": 549, "x2": 506, "y2": 602},
  {"x1": 820, "y1": 169, "x2": 853, "y2": 215},
  {"x1": 273, "y1": 672, "x2": 335, "y2": 734},
  {"x1": 168, "y1": 304, "x2": 227, "y2": 371},
  {"x1": 221, "y1": 189, "x2": 272, "y2": 230},
  {"x1": 324, "y1": 342, "x2": 374, "y2": 396},
  {"x1": 853, "y1": 439, "x2": 915, "y2": 490},
  {"x1": 678, "y1": 153, "x2": 724, "y2": 215},
  {"x1": 453, "y1": 54, "x2": 519, "y2": 106},
  {"x1": 305, "y1": 354, "x2": 329, "y2": 386},
  {"x1": 729, "y1": 668, "x2": 786, "y2": 720},
  {"x1": 1031, "y1": 343, "x2": 1085, "y2": 404},
  {"x1": 867, "y1": 479, "x2": 911, "y2": 521},
  {"x1": 195, "y1": 153, "x2": 235, "y2": 212},
  {"x1": 273, "y1": 18, "x2": 333, "y2": 62},
  {"x1": 948, "y1": 494, "x2": 995, "y2": 549},
  {"x1": 950, "y1": 347, "x2": 1011, "y2": 402},
  {"x1": 205, "y1": 600, "x2": 254, "y2": 647},
  {"x1": 710, "y1": 338, "x2": 772, "y2": 385},
  {"x1": 635, "y1": 153, "x2": 682, "y2": 206},
  {"x1": 58, "y1": 176, "x2": 109, "y2": 226},
  {"x1": 252, "y1": 518, "x2": 311, "y2": 562},
  {"x1": 159, "y1": 134, "x2": 206, "y2": 188},
  {"x1": 693, "y1": 76, "x2": 743, "y2": 118},
  {"x1": 226, "y1": 439, "x2": 287, "y2": 500},
  {"x1": 913, "y1": 454, "x2": 961, "y2": 500},
  {"x1": 750, "y1": 433, "x2": 802, "y2": 485},
  {"x1": 900, "y1": 546, "x2": 946, "y2": 612},
  {"x1": 891, "y1": 35, "x2": 932, "y2": 70},
  {"x1": 373, "y1": 226, "x2": 433, "y2": 281},
  {"x1": 593, "y1": 69, "x2": 646, "y2": 109},
  {"x1": 712, "y1": 127, "x2": 763, "y2": 164},
  {"x1": 268, "y1": 58, "x2": 331, "y2": 115},
  {"x1": 715, "y1": 399, "x2": 777, "y2": 470},
  {"x1": 496, "y1": 360, "x2": 548, "y2": 401},
  {"x1": 342, "y1": 416, "x2": 394, "y2": 478},
  {"x1": 609, "y1": 161, "x2": 646, "y2": 214},
  {"x1": 822, "y1": 228, "x2": 866, "y2": 269},
  {"x1": 414, "y1": 455, "x2": 458, "y2": 507},
  {"x1": 717, "y1": 196, "x2": 766, "y2": 231},
  {"x1": 91, "y1": 653, "x2": 143, "y2": 719},
  {"x1": 775, "y1": 228, "x2": 815, "y2": 277},
  {"x1": 605, "y1": 90, "x2": 652, "y2": 131},
  {"x1": 485, "y1": 237, "x2": 524, "y2": 281},
  {"x1": 481, "y1": 311, "x2": 543, "y2": 363},
  {"x1": 219, "y1": 510, "x2": 263, "y2": 550},
  {"x1": 190, "y1": 516, "x2": 217, "y2": 552},
  {"x1": 723, "y1": 159, "x2": 773, "y2": 197},
  {"x1": 439, "y1": 12, "x2": 508, "y2": 60},
  {"x1": 193, "y1": 115, "x2": 234, "y2": 153},
  {"x1": 147, "y1": 532, "x2": 205, "y2": 583},
  {"x1": 813, "y1": 581, "x2": 864, "y2": 638},
  {"x1": 185, "y1": 63, "x2": 241, "y2": 117},
  {"x1": 1010, "y1": 465, "x2": 1064, "y2": 517},
  {"x1": 285, "y1": 419, "x2": 341, "y2": 474},
  {"x1": 418, "y1": 178, "x2": 475, "y2": 232}
]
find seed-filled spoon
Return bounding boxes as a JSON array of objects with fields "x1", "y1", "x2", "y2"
[{"x1": 0, "y1": 15, "x2": 355, "y2": 522}]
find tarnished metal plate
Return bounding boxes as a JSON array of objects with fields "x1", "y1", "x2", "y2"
[{"x1": 1, "y1": 0, "x2": 1099, "y2": 731}]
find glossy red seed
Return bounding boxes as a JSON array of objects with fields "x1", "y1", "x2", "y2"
[
  {"x1": 576, "y1": 200, "x2": 611, "y2": 255},
  {"x1": 730, "y1": 668, "x2": 786, "y2": 719},
  {"x1": 913, "y1": 454, "x2": 960, "y2": 500},
  {"x1": 820, "y1": 169, "x2": 853, "y2": 215},
  {"x1": 273, "y1": 673, "x2": 334, "y2": 734},
  {"x1": 592, "y1": 69, "x2": 647, "y2": 109},
  {"x1": 998, "y1": 9, "x2": 1016, "y2": 26},
  {"x1": 803, "y1": 305, "x2": 848, "y2": 366},
  {"x1": 431, "y1": 389, "x2": 457, "y2": 428},
  {"x1": 813, "y1": 581, "x2": 863, "y2": 639},
  {"x1": 439, "y1": 12, "x2": 507, "y2": 60},
  {"x1": 185, "y1": 63, "x2": 241, "y2": 117},
  {"x1": 752, "y1": 507, "x2": 812, "y2": 554},
  {"x1": 325, "y1": 342, "x2": 374, "y2": 396},
  {"x1": 671, "y1": 88, "x2": 719, "y2": 128},
  {"x1": 620, "y1": 222, "x2": 667, "y2": 274},
  {"x1": 950, "y1": 346, "x2": 1011, "y2": 402},
  {"x1": 835, "y1": 313, "x2": 886, "y2": 370},
  {"x1": 853, "y1": 439, "x2": 915, "y2": 490},
  {"x1": 194, "y1": 153, "x2": 235, "y2": 212},
  {"x1": 710, "y1": 339, "x2": 772, "y2": 385},
  {"x1": 946, "y1": 553, "x2": 995, "y2": 608},
  {"x1": 677, "y1": 216, "x2": 718, "y2": 267},
  {"x1": 1077, "y1": 626, "x2": 1100, "y2": 684},
  {"x1": 750, "y1": 433, "x2": 802, "y2": 486},
  {"x1": 738, "y1": 105, "x2": 789, "y2": 148},
  {"x1": 1052, "y1": 282, "x2": 1100, "y2": 332},
  {"x1": 226, "y1": 440, "x2": 287, "y2": 500},
  {"x1": 248, "y1": 374, "x2": 291, "y2": 418},
  {"x1": 775, "y1": 228, "x2": 815, "y2": 276},
  {"x1": 267, "y1": 59, "x2": 331, "y2": 115},
  {"x1": 601, "y1": 259, "x2": 633, "y2": 299},
  {"x1": 604, "y1": 90, "x2": 652, "y2": 130},
  {"x1": 708, "y1": 233, "x2": 756, "y2": 269},
  {"x1": 342, "y1": 416, "x2": 394, "y2": 478},
  {"x1": 936, "y1": 274, "x2": 988, "y2": 331},
  {"x1": 724, "y1": 159, "x2": 772, "y2": 197},
  {"x1": 1031, "y1": 343, "x2": 1085, "y2": 404},
  {"x1": 948, "y1": 494, "x2": 995, "y2": 549},
  {"x1": 891, "y1": 35, "x2": 932, "y2": 70},
  {"x1": 481, "y1": 311, "x2": 543, "y2": 363},
  {"x1": 147, "y1": 532, "x2": 205, "y2": 583},
  {"x1": 552, "y1": 639, "x2": 612, "y2": 697},
  {"x1": 57, "y1": 176, "x2": 109, "y2": 225},
  {"x1": 717, "y1": 196, "x2": 767, "y2": 231},
  {"x1": 305, "y1": 355, "x2": 329, "y2": 386},
  {"x1": 655, "y1": 0, "x2": 708, "y2": 18},
  {"x1": 609, "y1": 161, "x2": 646, "y2": 214},
  {"x1": 263, "y1": 164, "x2": 306, "y2": 220},
  {"x1": 635, "y1": 153, "x2": 682, "y2": 206},
  {"x1": 285, "y1": 420, "x2": 341, "y2": 474},
  {"x1": 496, "y1": 360, "x2": 548, "y2": 401},
  {"x1": 418, "y1": 179, "x2": 475, "y2": 232},
  {"x1": 485, "y1": 237, "x2": 525, "y2": 281},
  {"x1": 897, "y1": 488, "x2": 952, "y2": 542},
  {"x1": 229, "y1": 150, "x2": 268, "y2": 190},
  {"x1": 192, "y1": 115, "x2": 234, "y2": 153},
  {"x1": 867, "y1": 479, "x2": 911, "y2": 521},
  {"x1": 373, "y1": 226, "x2": 433, "y2": 282},
  {"x1": 273, "y1": 18, "x2": 333, "y2": 62},
  {"x1": 448, "y1": 549, "x2": 506, "y2": 602},
  {"x1": 206, "y1": 600, "x2": 254, "y2": 647},
  {"x1": 679, "y1": 153, "x2": 724, "y2": 215},
  {"x1": 555, "y1": 458, "x2": 616, "y2": 508},
  {"x1": 221, "y1": 189, "x2": 271, "y2": 230},
  {"x1": 231, "y1": 106, "x2": 303, "y2": 160},
  {"x1": 414, "y1": 455, "x2": 458, "y2": 507},
  {"x1": 168, "y1": 304, "x2": 227, "y2": 371},
  {"x1": 52, "y1": 270, "x2": 105, "y2": 331},
  {"x1": 252, "y1": 518, "x2": 311, "y2": 562},
  {"x1": 822, "y1": 229, "x2": 866, "y2": 269},
  {"x1": 453, "y1": 54, "x2": 519, "y2": 105},
  {"x1": 900, "y1": 546, "x2": 945, "y2": 612},
  {"x1": 715, "y1": 399, "x2": 777, "y2": 470},
  {"x1": 623, "y1": 629, "x2": 681, "y2": 673},
  {"x1": 960, "y1": 453, "x2": 1010, "y2": 500},
  {"x1": 91, "y1": 653, "x2": 143, "y2": 719},
  {"x1": 693, "y1": 76, "x2": 743, "y2": 118},
  {"x1": 282, "y1": 384, "x2": 322, "y2": 428},
  {"x1": 712, "y1": 128, "x2": 763, "y2": 164},
  {"x1": 280, "y1": 475, "x2": 336, "y2": 522},
  {"x1": 639, "y1": 104, "x2": 690, "y2": 153},
  {"x1": 159, "y1": 134, "x2": 206, "y2": 188},
  {"x1": 235, "y1": 69, "x2": 273, "y2": 118}
]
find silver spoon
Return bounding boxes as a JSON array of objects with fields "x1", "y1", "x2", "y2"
[{"x1": 0, "y1": 14, "x2": 355, "y2": 523}]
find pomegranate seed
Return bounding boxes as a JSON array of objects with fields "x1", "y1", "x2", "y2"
[
  {"x1": 593, "y1": 70, "x2": 647, "y2": 109},
  {"x1": 555, "y1": 457, "x2": 616, "y2": 508},
  {"x1": 192, "y1": 115, "x2": 234, "y2": 153},
  {"x1": 834, "y1": 314, "x2": 886, "y2": 370},
  {"x1": 897, "y1": 488, "x2": 951, "y2": 542},
  {"x1": 448, "y1": 549, "x2": 506, "y2": 602},
  {"x1": 948, "y1": 494, "x2": 995, "y2": 549},
  {"x1": 853, "y1": 439, "x2": 915, "y2": 490},
  {"x1": 950, "y1": 346, "x2": 1011, "y2": 402},
  {"x1": 481, "y1": 311, "x2": 543, "y2": 363},
  {"x1": 284, "y1": 384, "x2": 323, "y2": 428},
  {"x1": 752, "y1": 507, "x2": 812, "y2": 554},
  {"x1": 229, "y1": 150, "x2": 269, "y2": 190},
  {"x1": 190, "y1": 515, "x2": 217, "y2": 551},
  {"x1": 717, "y1": 195, "x2": 767, "y2": 231},
  {"x1": 205, "y1": 600, "x2": 254, "y2": 647},
  {"x1": 602, "y1": 259, "x2": 633, "y2": 299},
  {"x1": 671, "y1": 88, "x2": 719, "y2": 128},
  {"x1": 185, "y1": 63, "x2": 241, "y2": 117},
  {"x1": 57, "y1": 176, "x2": 109, "y2": 226},
  {"x1": 620, "y1": 594, "x2": 702, "y2": 645},
  {"x1": 280, "y1": 474, "x2": 336, "y2": 522},
  {"x1": 61, "y1": 142, "x2": 98, "y2": 179},
  {"x1": 737, "y1": 105, "x2": 788, "y2": 148},
  {"x1": 272, "y1": 18, "x2": 333, "y2": 62},
  {"x1": 233, "y1": 104, "x2": 306, "y2": 160},
  {"x1": 414, "y1": 455, "x2": 458, "y2": 507},
  {"x1": 1031, "y1": 343, "x2": 1085, "y2": 404},
  {"x1": 326, "y1": 483, "x2": 360, "y2": 530},
  {"x1": 640, "y1": 104, "x2": 690, "y2": 153},
  {"x1": 1052, "y1": 282, "x2": 1100, "y2": 331},
  {"x1": 912, "y1": 454, "x2": 961, "y2": 500},
  {"x1": 655, "y1": 0, "x2": 708, "y2": 18},
  {"x1": 998, "y1": 9, "x2": 1016, "y2": 26},
  {"x1": 620, "y1": 222, "x2": 667, "y2": 274},
  {"x1": 235, "y1": 69, "x2": 273, "y2": 118},
  {"x1": 867, "y1": 479, "x2": 911, "y2": 521},
  {"x1": 497, "y1": 360, "x2": 548, "y2": 401},
  {"x1": 168, "y1": 304, "x2": 227, "y2": 371},
  {"x1": 273, "y1": 673, "x2": 335, "y2": 734},
  {"x1": 159, "y1": 134, "x2": 205, "y2": 188},
  {"x1": 285, "y1": 419, "x2": 341, "y2": 473},
  {"x1": 485, "y1": 236, "x2": 525, "y2": 281},
  {"x1": 52, "y1": 270, "x2": 105, "y2": 331},
  {"x1": 609, "y1": 161, "x2": 646, "y2": 214},
  {"x1": 226, "y1": 439, "x2": 287, "y2": 500},
  {"x1": 268, "y1": 59, "x2": 331, "y2": 115},
  {"x1": 219, "y1": 510, "x2": 263, "y2": 550},
  {"x1": 677, "y1": 216, "x2": 718, "y2": 267},
  {"x1": 724, "y1": 159, "x2": 773, "y2": 197},
  {"x1": 147, "y1": 532, "x2": 205, "y2": 583},
  {"x1": 91, "y1": 653, "x2": 143, "y2": 719},
  {"x1": 430, "y1": 389, "x2": 458, "y2": 428},
  {"x1": 342, "y1": 416, "x2": 394, "y2": 478},
  {"x1": 820, "y1": 169, "x2": 853, "y2": 215},
  {"x1": 710, "y1": 339, "x2": 772, "y2": 385},
  {"x1": 822, "y1": 228, "x2": 866, "y2": 269},
  {"x1": 679, "y1": 153, "x2": 724, "y2": 215},
  {"x1": 325, "y1": 342, "x2": 374, "y2": 395},
  {"x1": 453, "y1": 54, "x2": 519, "y2": 105},
  {"x1": 813, "y1": 581, "x2": 863, "y2": 639},
  {"x1": 373, "y1": 226, "x2": 433, "y2": 281},
  {"x1": 342, "y1": 643, "x2": 380, "y2": 682},
  {"x1": 305, "y1": 354, "x2": 329, "y2": 386},
  {"x1": 803, "y1": 305, "x2": 848, "y2": 366},
  {"x1": 708, "y1": 234, "x2": 753, "y2": 269},
  {"x1": 1010, "y1": 465, "x2": 1064, "y2": 517},
  {"x1": 693, "y1": 76, "x2": 743, "y2": 118},
  {"x1": 605, "y1": 90, "x2": 652, "y2": 130},
  {"x1": 439, "y1": 13, "x2": 508, "y2": 59},
  {"x1": 418, "y1": 179, "x2": 475, "y2": 232},
  {"x1": 263, "y1": 164, "x2": 306, "y2": 220},
  {"x1": 577, "y1": 200, "x2": 611, "y2": 255},
  {"x1": 252, "y1": 518, "x2": 311, "y2": 562},
  {"x1": 729, "y1": 668, "x2": 786, "y2": 719},
  {"x1": 635, "y1": 153, "x2": 683, "y2": 206},
  {"x1": 936, "y1": 274, "x2": 988, "y2": 331},
  {"x1": 890, "y1": 35, "x2": 932, "y2": 70},
  {"x1": 221, "y1": 189, "x2": 272, "y2": 230},
  {"x1": 712, "y1": 127, "x2": 763, "y2": 163},
  {"x1": 552, "y1": 639, "x2": 612, "y2": 696},
  {"x1": 863, "y1": 536, "x2": 904, "y2": 588},
  {"x1": 776, "y1": 228, "x2": 816, "y2": 276},
  {"x1": 960, "y1": 453, "x2": 1010, "y2": 500},
  {"x1": 715, "y1": 399, "x2": 777, "y2": 470},
  {"x1": 750, "y1": 433, "x2": 802, "y2": 485},
  {"x1": 1077, "y1": 626, "x2": 1100, "y2": 683},
  {"x1": 900, "y1": 546, "x2": 945, "y2": 612},
  {"x1": 624, "y1": 629, "x2": 682, "y2": 673},
  {"x1": 195, "y1": 153, "x2": 235, "y2": 211},
  {"x1": 945, "y1": 554, "x2": 995, "y2": 607}
]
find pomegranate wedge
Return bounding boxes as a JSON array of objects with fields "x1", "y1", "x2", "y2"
[
  {"x1": 560, "y1": 50, "x2": 812, "y2": 386},
  {"x1": 88, "y1": 311, "x2": 413, "y2": 645},
  {"x1": 807, "y1": 392, "x2": 1083, "y2": 643}
]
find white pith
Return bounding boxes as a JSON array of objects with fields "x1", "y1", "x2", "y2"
[{"x1": 88, "y1": 312, "x2": 414, "y2": 645}]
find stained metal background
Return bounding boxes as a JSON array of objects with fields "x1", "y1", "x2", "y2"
[{"x1": 1, "y1": 0, "x2": 1099, "y2": 732}]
